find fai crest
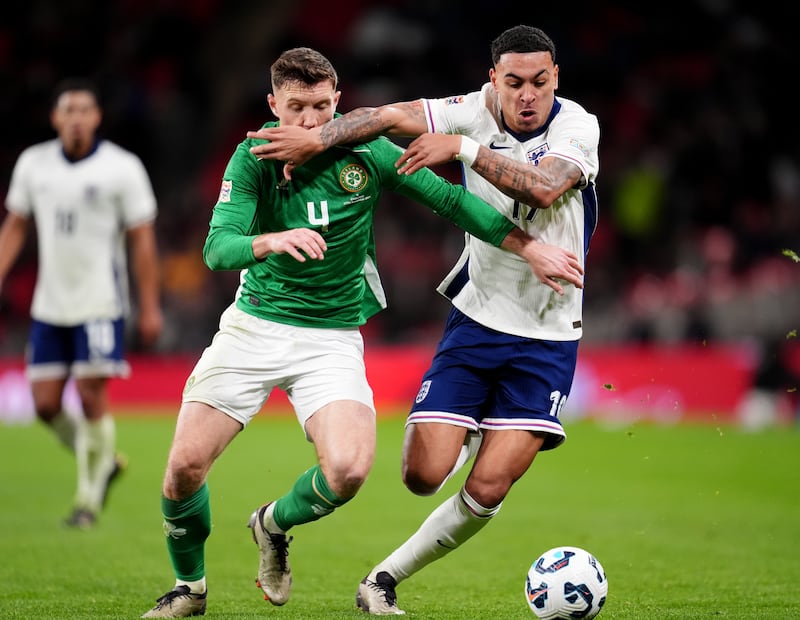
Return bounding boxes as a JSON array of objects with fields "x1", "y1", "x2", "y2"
[{"x1": 339, "y1": 164, "x2": 368, "y2": 193}]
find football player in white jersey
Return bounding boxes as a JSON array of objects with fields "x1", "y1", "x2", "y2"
[
  {"x1": 247, "y1": 25, "x2": 599, "y2": 614},
  {"x1": 0, "y1": 79, "x2": 162, "y2": 528}
]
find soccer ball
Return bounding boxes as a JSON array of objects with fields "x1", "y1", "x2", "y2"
[{"x1": 525, "y1": 546, "x2": 608, "y2": 619}]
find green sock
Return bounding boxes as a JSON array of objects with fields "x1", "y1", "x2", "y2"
[
  {"x1": 161, "y1": 483, "x2": 211, "y2": 582},
  {"x1": 273, "y1": 465, "x2": 348, "y2": 531}
]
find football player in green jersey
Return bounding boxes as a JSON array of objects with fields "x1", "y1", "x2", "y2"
[{"x1": 142, "y1": 46, "x2": 583, "y2": 618}]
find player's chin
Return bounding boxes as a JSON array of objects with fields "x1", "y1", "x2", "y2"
[{"x1": 515, "y1": 114, "x2": 539, "y2": 131}]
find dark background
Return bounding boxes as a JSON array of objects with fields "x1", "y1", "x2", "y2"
[{"x1": 1, "y1": 0, "x2": 798, "y2": 354}]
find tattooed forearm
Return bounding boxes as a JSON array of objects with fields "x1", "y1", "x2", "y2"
[
  {"x1": 319, "y1": 101, "x2": 429, "y2": 147},
  {"x1": 472, "y1": 149, "x2": 582, "y2": 208},
  {"x1": 472, "y1": 147, "x2": 536, "y2": 204},
  {"x1": 400, "y1": 100, "x2": 429, "y2": 129},
  {"x1": 319, "y1": 108, "x2": 385, "y2": 148}
]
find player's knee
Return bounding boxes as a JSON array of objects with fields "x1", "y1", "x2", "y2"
[
  {"x1": 402, "y1": 465, "x2": 445, "y2": 496},
  {"x1": 163, "y1": 456, "x2": 208, "y2": 500},
  {"x1": 464, "y1": 478, "x2": 510, "y2": 508},
  {"x1": 35, "y1": 403, "x2": 62, "y2": 423},
  {"x1": 323, "y1": 459, "x2": 371, "y2": 499}
]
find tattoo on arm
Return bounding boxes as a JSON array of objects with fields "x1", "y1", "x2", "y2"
[
  {"x1": 319, "y1": 108, "x2": 383, "y2": 148},
  {"x1": 400, "y1": 101, "x2": 428, "y2": 130},
  {"x1": 472, "y1": 150, "x2": 582, "y2": 207},
  {"x1": 318, "y1": 101, "x2": 428, "y2": 147}
]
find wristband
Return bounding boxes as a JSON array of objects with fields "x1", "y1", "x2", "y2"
[{"x1": 456, "y1": 136, "x2": 480, "y2": 167}]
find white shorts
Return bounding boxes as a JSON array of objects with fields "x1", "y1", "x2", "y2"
[{"x1": 183, "y1": 304, "x2": 375, "y2": 429}]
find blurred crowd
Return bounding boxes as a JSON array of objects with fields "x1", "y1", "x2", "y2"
[{"x1": 1, "y1": 0, "x2": 798, "y2": 355}]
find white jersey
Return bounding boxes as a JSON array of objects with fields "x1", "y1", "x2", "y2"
[
  {"x1": 423, "y1": 84, "x2": 600, "y2": 340},
  {"x1": 5, "y1": 139, "x2": 157, "y2": 325}
]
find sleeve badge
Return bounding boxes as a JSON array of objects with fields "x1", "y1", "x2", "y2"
[{"x1": 218, "y1": 180, "x2": 232, "y2": 203}]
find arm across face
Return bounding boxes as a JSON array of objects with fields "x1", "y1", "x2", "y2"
[
  {"x1": 250, "y1": 113, "x2": 584, "y2": 214},
  {"x1": 245, "y1": 91, "x2": 585, "y2": 294},
  {"x1": 247, "y1": 101, "x2": 429, "y2": 178}
]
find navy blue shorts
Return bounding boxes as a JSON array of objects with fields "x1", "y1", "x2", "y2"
[
  {"x1": 26, "y1": 318, "x2": 130, "y2": 382},
  {"x1": 409, "y1": 307, "x2": 578, "y2": 450}
]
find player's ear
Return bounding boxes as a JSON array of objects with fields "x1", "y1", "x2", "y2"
[
  {"x1": 267, "y1": 93, "x2": 278, "y2": 118},
  {"x1": 91, "y1": 106, "x2": 103, "y2": 130},
  {"x1": 332, "y1": 90, "x2": 341, "y2": 111}
]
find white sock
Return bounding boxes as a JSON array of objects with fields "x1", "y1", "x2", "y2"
[
  {"x1": 48, "y1": 410, "x2": 78, "y2": 452},
  {"x1": 84, "y1": 414, "x2": 116, "y2": 511},
  {"x1": 375, "y1": 487, "x2": 500, "y2": 583},
  {"x1": 74, "y1": 417, "x2": 92, "y2": 509},
  {"x1": 176, "y1": 577, "x2": 206, "y2": 595}
]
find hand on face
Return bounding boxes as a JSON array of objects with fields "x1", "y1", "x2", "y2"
[
  {"x1": 267, "y1": 81, "x2": 340, "y2": 130},
  {"x1": 247, "y1": 125, "x2": 321, "y2": 180},
  {"x1": 249, "y1": 80, "x2": 339, "y2": 179}
]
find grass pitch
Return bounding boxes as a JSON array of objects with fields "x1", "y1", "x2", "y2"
[{"x1": 0, "y1": 412, "x2": 798, "y2": 619}]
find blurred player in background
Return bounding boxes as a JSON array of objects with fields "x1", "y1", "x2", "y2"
[
  {"x1": 141, "y1": 46, "x2": 582, "y2": 618},
  {"x1": 0, "y1": 79, "x2": 162, "y2": 528},
  {"x1": 248, "y1": 24, "x2": 600, "y2": 614}
]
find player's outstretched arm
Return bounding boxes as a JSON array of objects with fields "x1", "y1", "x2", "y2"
[
  {"x1": 247, "y1": 101, "x2": 429, "y2": 178},
  {"x1": 500, "y1": 227, "x2": 584, "y2": 296}
]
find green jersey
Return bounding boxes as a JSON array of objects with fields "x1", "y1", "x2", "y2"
[{"x1": 204, "y1": 123, "x2": 515, "y2": 329}]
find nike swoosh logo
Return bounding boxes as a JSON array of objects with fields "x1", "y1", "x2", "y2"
[
  {"x1": 436, "y1": 539, "x2": 455, "y2": 549},
  {"x1": 489, "y1": 141, "x2": 512, "y2": 150}
]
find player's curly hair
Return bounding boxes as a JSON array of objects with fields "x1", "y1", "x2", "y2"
[
  {"x1": 271, "y1": 47, "x2": 339, "y2": 91},
  {"x1": 491, "y1": 25, "x2": 556, "y2": 65}
]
